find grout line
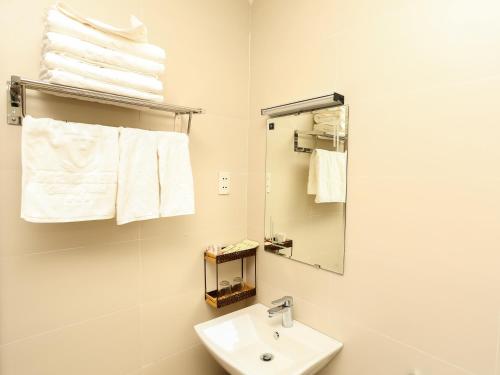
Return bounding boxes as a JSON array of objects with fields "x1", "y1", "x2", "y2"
[
  {"x1": 140, "y1": 342, "x2": 204, "y2": 370},
  {"x1": 494, "y1": 315, "x2": 500, "y2": 375},
  {"x1": 0, "y1": 238, "x2": 141, "y2": 258},
  {"x1": 137, "y1": 238, "x2": 146, "y2": 366},
  {"x1": 0, "y1": 305, "x2": 140, "y2": 350},
  {"x1": 361, "y1": 324, "x2": 478, "y2": 375}
]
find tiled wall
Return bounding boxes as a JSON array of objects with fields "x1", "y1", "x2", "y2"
[
  {"x1": 248, "y1": 1, "x2": 500, "y2": 374},
  {"x1": 0, "y1": 0, "x2": 249, "y2": 374}
]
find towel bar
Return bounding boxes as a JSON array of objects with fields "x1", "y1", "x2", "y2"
[
  {"x1": 294, "y1": 130, "x2": 347, "y2": 153},
  {"x1": 6, "y1": 75, "x2": 203, "y2": 134}
]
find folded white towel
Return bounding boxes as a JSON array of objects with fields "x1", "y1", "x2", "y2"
[
  {"x1": 157, "y1": 132, "x2": 195, "y2": 217},
  {"x1": 43, "y1": 32, "x2": 164, "y2": 77},
  {"x1": 46, "y1": 8, "x2": 165, "y2": 62},
  {"x1": 56, "y1": 3, "x2": 148, "y2": 43},
  {"x1": 41, "y1": 69, "x2": 164, "y2": 103},
  {"x1": 116, "y1": 128, "x2": 160, "y2": 225},
  {"x1": 307, "y1": 149, "x2": 347, "y2": 203},
  {"x1": 42, "y1": 52, "x2": 163, "y2": 94},
  {"x1": 21, "y1": 116, "x2": 119, "y2": 223}
]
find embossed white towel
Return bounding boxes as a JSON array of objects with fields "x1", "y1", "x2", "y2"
[
  {"x1": 42, "y1": 52, "x2": 164, "y2": 94},
  {"x1": 56, "y1": 2, "x2": 148, "y2": 43},
  {"x1": 41, "y1": 69, "x2": 164, "y2": 103},
  {"x1": 21, "y1": 116, "x2": 119, "y2": 222},
  {"x1": 307, "y1": 149, "x2": 347, "y2": 203},
  {"x1": 117, "y1": 128, "x2": 160, "y2": 225},
  {"x1": 46, "y1": 8, "x2": 165, "y2": 62},
  {"x1": 157, "y1": 132, "x2": 195, "y2": 217},
  {"x1": 43, "y1": 32, "x2": 164, "y2": 76}
]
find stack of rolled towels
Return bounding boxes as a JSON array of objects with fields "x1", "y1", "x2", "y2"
[
  {"x1": 312, "y1": 106, "x2": 347, "y2": 136},
  {"x1": 41, "y1": 3, "x2": 165, "y2": 102}
]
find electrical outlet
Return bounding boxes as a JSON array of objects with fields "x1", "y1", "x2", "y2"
[{"x1": 218, "y1": 172, "x2": 231, "y2": 195}]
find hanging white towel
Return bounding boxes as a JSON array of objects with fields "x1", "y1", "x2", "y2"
[
  {"x1": 116, "y1": 128, "x2": 160, "y2": 225},
  {"x1": 307, "y1": 149, "x2": 347, "y2": 203},
  {"x1": 21, "y1": 116, "x2": 119, "y2": 223},
  {"x1": 56, "y1": 3, "x2": 148, "y2": 43},
  {"x1": 46, "y1": 8, "x2": 165, "y2": 62},
  {"x1": 157, "y1": 132, "x2": 195, "y2": 217},
  {"x1": 41, "y1": 52, "x2": 164, "y2": 94},
  {"x1": 43, "y1": 32, "x2": 164, "y2": 76},
  {"x1": 40, "y1": 69, "x2": 164, "y2": 103}
]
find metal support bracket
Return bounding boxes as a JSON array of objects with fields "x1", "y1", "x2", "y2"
[
  {"x1": 187, "y1": 112, "x2": 193, "y2": 134},
  {"x1": 7, "y1": 76, "x2": 24, "y2": 125},
  {"x1": 294, "y1": 130, "x2": 313, "y2": 153}
]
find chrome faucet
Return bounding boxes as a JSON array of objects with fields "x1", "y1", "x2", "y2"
[{"x1": 267, "y1": 296, "x2": 293, "y2": 328}]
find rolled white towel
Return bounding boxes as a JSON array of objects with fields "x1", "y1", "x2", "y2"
[
  {"x1": 56, "y1": 2, "x2": 148, "y2": 42},
  {"x1": 42, "y1": 52, "x2": 164, "y2": 94},
  {"x1": 43, "y1": 32, "x2": 164, "y2": 77},
  {"x1": 41, "y1": 69, "x2": 164, "y2": 103},
  {"x1": 313, "y1": 107, "x2": 344, "y2": 122},
  {"x1": 46, "y1": 7, "x2": 165, "y2": 63}
]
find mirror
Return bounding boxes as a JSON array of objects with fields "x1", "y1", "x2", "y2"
[{"x1": 264, "y1": 105, "x2": 348, "y2": 274}]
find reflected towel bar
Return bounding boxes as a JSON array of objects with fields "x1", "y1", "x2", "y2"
[
  {"x1": 294, "y1": 130, "x2": 347, "y2": 153},
  {"x1": 6, "y1": 75, "x2": 203, "y2": 133}
]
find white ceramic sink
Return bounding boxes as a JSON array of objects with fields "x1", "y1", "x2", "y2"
[{"x1": 194, "y1": 303, "x2": 343, "y2": 375}]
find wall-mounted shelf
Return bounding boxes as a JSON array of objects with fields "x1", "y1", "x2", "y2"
[
  {"x1": 6, "y1": 75, "x2": 203, "y2": 133},
  {"x1": 204, "y1": 245, "x2": 257, "y2": 309}
]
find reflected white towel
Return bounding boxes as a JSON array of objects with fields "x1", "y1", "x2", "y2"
[
  {"x1": 117, "y1": 128, "x2": 160, "y2": 225},
  {"x1": 56, "y1": 3, "x2": 148, "y2": 42},
  {"x1": 21, "y1": 116, "x2": 119, "y2": 222},
  {"x1": 46, "y1": 8, "x2": 165, "y2": 62},
  {"x1": 313, "y1": 122, "x2": 346, "y2": 137},
  {"x1": 313, "y1": 106, "x2": 346, "y2": 124},
  {"x1": 158, "y1": 132, "x2": 195, "y2": 217},
  {"x1": 42, "y1": 52, "x2": 164, "y2": 94},
  {"x1": 307, "y1": 150, "x2": 347, "y2": 203},
  {"x1": 41, "y1": 69, "x2": 164, "y2": 103},
  {"x1": 43, "y1": 32, "x2": 164, "y2": 76}
]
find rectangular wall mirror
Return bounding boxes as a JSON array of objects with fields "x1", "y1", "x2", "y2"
[{"x1": 264, "y1": 105, "x2": 348, "y2": 274}]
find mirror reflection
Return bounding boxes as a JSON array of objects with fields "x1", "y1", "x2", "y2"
[{"x1": 264, "y1": 105, "x2": 348, "y2": 274}]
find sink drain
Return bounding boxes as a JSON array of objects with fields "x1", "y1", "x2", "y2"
[{"x1": 260, "y1": 353, "x2": 274, "y2": 362}]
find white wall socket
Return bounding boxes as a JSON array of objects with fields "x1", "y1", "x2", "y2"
[{"x1": 218, "y1": 172, "x2": 231, "y2": 195}]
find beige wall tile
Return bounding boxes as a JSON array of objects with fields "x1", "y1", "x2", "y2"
[
  {"x1": 141, "y1": 291, "x2": 246, "y2": 364},
  {"x1": 140, "y1": 0, "x2": 250, "y2": 119},
  {"x1": 0, "y1": 241, "x2": 141, "y2": 344},
  {"x1": 141, "y1": 344, "x2": 226, "y2": 375},
  {"x1": 0, "y1": 307, "x2": 141, "y2": 375}
]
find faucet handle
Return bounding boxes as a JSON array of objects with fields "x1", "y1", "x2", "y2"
[{"x1": 272, "y1": 296, "x2": 293, "y2": 307}]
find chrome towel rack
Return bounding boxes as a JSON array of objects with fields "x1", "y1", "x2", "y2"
[
  {"x1": 294, "y1": 130, "x2": 347, "y2": 153},
  {"x1": 6, "y1": 75, "x2": 203, "y2": 134}
]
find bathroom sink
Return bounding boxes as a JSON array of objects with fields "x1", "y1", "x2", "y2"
[{"x1": 194, "y1": 303, "x2": 343, "y2": 375}]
